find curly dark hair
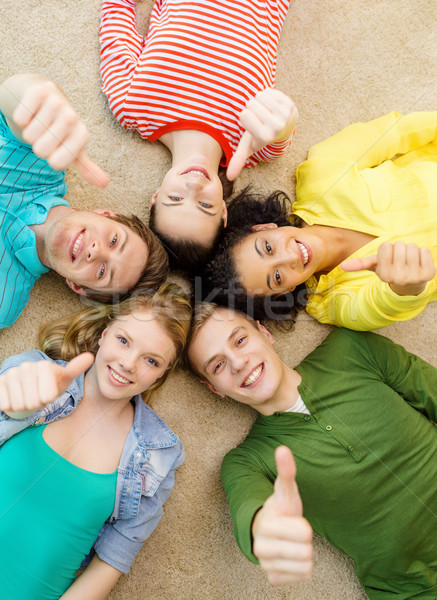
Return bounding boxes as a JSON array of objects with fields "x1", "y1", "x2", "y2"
[
  {"x1": 149, "y1": 167, "x2": 234, "y2": 273},
  {"x1": 197, "y1": 188, "x2": 308, "y2": 325}
]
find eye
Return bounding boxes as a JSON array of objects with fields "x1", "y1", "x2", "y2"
[
  {"x1": 200, "y1": 202, "x2": 212, "y2": 209},
  {"x1": 97, "y1": 265, "x2": 105, "y2": 279},
  {"x1": 110, "y1": 234, "x2": 117, "y2": 247},
  {"x1": 117, "y1": 336, "x2": 128, "y2": 345},
  {"x1": 274, "y1": 270, "x2": 281, "y2": 285},
  {"x1": 146, "y1": 358, "x2": 158, "y2": 367},
  {"x1": 213, "y1": 360, "x2": 225, "y2": 374},
  {"x1": 169, "y1": 196, "x2": 182, "y2": 202},
  {"x1": 265, "y1": 241, "x2": 272, "y2": 255},
  {"x1": 236, "y1": 336, "x2": 246, "y2": 346}
]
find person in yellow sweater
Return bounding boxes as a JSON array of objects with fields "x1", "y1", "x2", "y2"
[{"x1": 201, "y1": 111, "x2": 437, "y2": 330}]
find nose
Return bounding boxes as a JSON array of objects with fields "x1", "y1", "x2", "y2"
[
  {"x1": 87, "y1": 240, "x2": 107, "y2": 262},
  {"x1": 185, "y1": 177, "x2": 204, "y2": 192},
  {"x1": 119, "y1": 352, "x2": 136, "y2": 373},
  {"x1": 278, "y1": 240, "x2": 299, "y2": 269},
  {"x1": 230, "y1": 353, "x2": 249, "y2": 375}
]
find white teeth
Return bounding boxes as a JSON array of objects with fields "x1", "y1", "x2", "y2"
[
  {"x1": 188, "y1": 170, "x2": 207, "y2": 177},
  {"x1": 109, "y1": 368, "x2": 130, "y2": 384},
  {"x1": 297, "y1": 242, "x2": 309, "y2": 266},
  {"x1": 72, "y1": 233, "x2": 84, "y2": 260},
  {"x1": 243, "y1": 364, "x2": 263, "y2": 387}
]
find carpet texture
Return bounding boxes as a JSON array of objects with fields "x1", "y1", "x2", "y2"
[{"x1": 1, "y1": 1, "x2": 436, "y2": 598}]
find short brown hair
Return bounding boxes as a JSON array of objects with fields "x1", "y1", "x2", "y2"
[{"x1": 82, "y1": 213, "x2": 169, "y2": 303}]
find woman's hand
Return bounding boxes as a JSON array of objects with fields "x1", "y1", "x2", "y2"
[
  {"x1": 341, "y1": 241, "x2": 436, "y2": 296},
  {"x1": 252, "y1": 446, "x2": 313, "y2": 585},
  {"x1": 0, "y1": 74, "x2": 109, "y2": 187},
  {"x1": 0, "y1": 353, "x2": 94, "y2": 416},
  {"x1": 227, "y1": 88, "x2": 298, "y2": 180}
]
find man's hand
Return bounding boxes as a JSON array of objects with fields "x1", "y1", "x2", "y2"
[
  {"x1": 0, "y1": 353, "x2": 94, "y2": 415},
  {"x1": 0, "y1": 74, "x2": 109, "y2": 187},
  {"x1": 226, "y1": 88, "x2": 298, "y2": 181},
  {"x1": 252, "y1": 446, "x2": 313, "y2": 585},
  {"x1": 341, "y1": 241, "x2": 436, "y2": 296}
]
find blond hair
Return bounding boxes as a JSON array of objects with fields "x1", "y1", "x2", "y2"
[{"x1": 39, "y1": 283, "x2": 192, "y2": 403}]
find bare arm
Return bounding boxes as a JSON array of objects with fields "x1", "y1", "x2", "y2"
[
  {"x1": 0, "y1": 73, "x2": 108, "y2": 187},
  {"x1": 60, "y1": 555, "x2": 122, "y2": 600}
]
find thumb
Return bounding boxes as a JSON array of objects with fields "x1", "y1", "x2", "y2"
[
  {"x1": 272, "y1": 446, "x2": 302, "y2": 517},
  {"x1": 57, "y1": 352, "x2": 95, "y2": 394},
  {"x1": 73, "y1": 150, "x2": 109, "y2": 188},
  {"x1": 226, "y1": 131, "x2": 255, "y2": 181},
  {"x1": 340, "y1": 255, "x2": 378, "y2": 273}
]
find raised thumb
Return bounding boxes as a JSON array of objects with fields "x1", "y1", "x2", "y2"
[
  {"x1": 58, "y1": 352, "x2": 95, "y2": 393},
  {"x1": 272, "y1": 445, "x2": 303, "y2": 517},
  {"x1": 226, "y1": 131, "x2": 254, "y2": 181}
]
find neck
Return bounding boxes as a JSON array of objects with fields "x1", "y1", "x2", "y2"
[
  {"x1": 255, "y1": 364, "x2": 302, "y2": 416},
  {"x1": 29, "y1": 204, "x2": 74, "y2": 268},
  {"x1": 307, "y1": 224, "x2": 356, "y2": 273},
  {"x1": 159, "y1": 129, "x2": 223, "y2": 168}
]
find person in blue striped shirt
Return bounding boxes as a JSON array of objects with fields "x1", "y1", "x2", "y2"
[{"x1": 0, "y1": 73, "x2": 169, "y2": 329}]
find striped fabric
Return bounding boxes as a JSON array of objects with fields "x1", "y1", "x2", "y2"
[
  {"x1": 0, "y1": 112, "x2": 68, "y2": 329},
  {"x1": 100, "y1": 0, "x2": 293, "y2": 167}
]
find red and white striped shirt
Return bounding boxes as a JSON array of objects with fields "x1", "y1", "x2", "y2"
[{"x1": 100, "y1": 0, "x2": 293, "y2": 167}]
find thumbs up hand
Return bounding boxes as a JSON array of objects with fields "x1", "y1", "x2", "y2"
[
  {"x1": 252, "y1": 446, "x2": 313, "y2": 585},
  {"x1": 0, "y1": 353, "x2": 94, "y2": 417},
  {"x1": 226, "y1": 89, "x2": 298, "y2": 181}
]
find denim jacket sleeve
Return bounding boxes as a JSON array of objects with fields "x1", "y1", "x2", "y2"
[{"x1": 92, "y1": 440, "x2": 185, "y2": 574}]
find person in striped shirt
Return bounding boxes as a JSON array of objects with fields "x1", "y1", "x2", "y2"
[
  {"x1": 100, "y1": 0, "x2": 298, "y2": 271},
  {"x1": 0, "y1": 73, "x2": 169, "y2": 329}
]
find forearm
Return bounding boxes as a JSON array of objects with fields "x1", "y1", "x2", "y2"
[{"x1": 60, "y1": 555, "x2": 122, "y2": 600}]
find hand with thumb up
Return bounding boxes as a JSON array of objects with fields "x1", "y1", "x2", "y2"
[{"x1": 252, "y1": 446, "x2": 313, "y2": 585}]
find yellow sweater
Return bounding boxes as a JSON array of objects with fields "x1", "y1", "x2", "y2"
[{"x1": 294, "y1": 111, "x2": 437, "y2": 330}]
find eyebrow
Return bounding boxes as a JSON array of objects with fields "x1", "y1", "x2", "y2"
[
  {"x1": 254, "y1": 239, "x2": 273, "y2": 290},
  {"x1": 117, "y1": 328, "x2": 166, "y2": 361},
  {"x1": 161, "y1": 201, "x2": 217, "y2": 216},
  {"x1": 203, "y1": 326, "x2": 244, "y2": 373}
]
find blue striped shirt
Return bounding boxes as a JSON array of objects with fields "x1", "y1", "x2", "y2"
[{"x1": 0, "y1": 111, "x2": 69, "y2": 328}]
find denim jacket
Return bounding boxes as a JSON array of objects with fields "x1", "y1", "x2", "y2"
[{"x1": 0, "y1": 350, "x2": 184, "y2": 574}]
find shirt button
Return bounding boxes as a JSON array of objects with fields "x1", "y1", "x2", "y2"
[
  {"x1": 38, "y1": 207, "x2": 45, "y2": 214},
  {"x1": 347, "y1": 445, "x2": 354, "y2": 451},
  {"x1": 126, "y1": 488, "x2": 131, "y2": 493},
  {"x1": 35, "y1": 417, "x2": 45, "y2": 424},
  {"x1": 326, "y1": 425, "x2": 332, "y2": 431},
  {"x1": 136, "y1": 452, "x2": 141, "y2": 458},
  {"x1": 304, "y1": 415, "x2": 311, "y2": 421}
]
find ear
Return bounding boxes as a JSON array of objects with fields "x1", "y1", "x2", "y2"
[
  {"x1": 251, "y1": 223, "x2": 279, "y2": 232},
  {"x1": 222, "y1": 201, "x2": 228, "y2": 227},
  {"x1": 66, "y1": 279, "x2": 86, "y2": 296},
  {"x1": 149, "y1": 189, "x2": 160, "y2": 210},
  {"x1": 93, "y1": 209, "x2": 117, "y2": 217},
  {"x1": 98, "y1": 327, "x2": 108, "y2": 346},
  {"x1": 256, "y1": 321, "x2": 275, "y2": 345},
  {"x1": 200, "y1": 379, "x2": 226, "y2": 398}
]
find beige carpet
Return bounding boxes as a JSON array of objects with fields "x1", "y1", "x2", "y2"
[{"x1": 1, "y1": 1, "x2": 436, "y2": 598}]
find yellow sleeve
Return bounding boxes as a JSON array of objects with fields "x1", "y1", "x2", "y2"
[
  {"x1": 306, "y1": 111, "x2": 437, "y2": 170},
  {"x1": 306, "y1": 276, "x2": 436, "y2": 331}
]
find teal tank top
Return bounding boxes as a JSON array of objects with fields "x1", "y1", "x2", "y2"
[{"x1": 0, "y1": 424, "x2": 117, "y2": 599}]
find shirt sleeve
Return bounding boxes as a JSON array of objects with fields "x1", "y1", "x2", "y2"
[
  {"x1": 221, "y1": 447, "x2": 275, "y2": 564},
  {"x1": 307, "y1": 274, "x2": 436, "y2": 331},
  {"x1": 306, "y1": 111, "x2": 437, "y2": 169},
  {"x1": 93, "y1": 441, "x2": 185, "y2": 574},
  {"x1": 359, "y1": 330, "x2": 437, "y2": 422},
  {"x1": 250, "y1": 129, "x2": 295, "y2": 165}
]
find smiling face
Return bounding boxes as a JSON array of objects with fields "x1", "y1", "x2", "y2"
[
  {"x1": 188, "y1": 308, "x2": 286, "y2": 412},
  {"x1": 150, "y1": 161, "x2": 227, "y2": 246},
  {"x1": 233, "y1": 224, "x2": 327, "y2": 297},
  {"x1": 45, "y1": 210, "x2": 149, "y2": 295},
  {"x1": 93, "y1": 309, "x2": 177, "y2": 401}
]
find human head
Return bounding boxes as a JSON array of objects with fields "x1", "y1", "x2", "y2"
[
  {"x1": 186, "y1": 303, "x2": 287, "y2": 412},
  {"x1": 200, "y1": 189, "x2": 307, "y2": 323},
  {"x1": 39, "y1": 282, "x2": 191, "y2": 402},
  {"x1": 149, "y1": 167, "x2": 234, "y2": 272},
  {"x1": 45, "y1": 209, "x2": 169, "y2": 303}
]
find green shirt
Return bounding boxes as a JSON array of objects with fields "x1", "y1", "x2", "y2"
[{"x1": 221, "y1": 329, "x2": 437, "y2": 599}]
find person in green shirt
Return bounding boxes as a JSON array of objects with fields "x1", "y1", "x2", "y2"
[{"x1": 187, "y1": 304, "x2": 437, "y2": 599}]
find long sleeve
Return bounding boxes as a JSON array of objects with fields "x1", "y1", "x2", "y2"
[
  {"x1": 221, "y1": 448, "x2": 274, "y2": 563},
  {"x1": 306, "y1": 111, "x2": 437, "y2": 169},
  {"x1": 307, "y1": 272, "x2": 437, "y2": 331}
]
